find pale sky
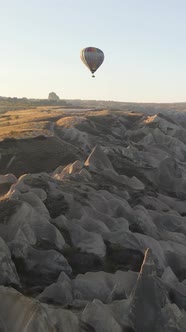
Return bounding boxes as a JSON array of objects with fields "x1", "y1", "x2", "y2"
[{"x1": 1, "y1": 0, "x2": 186, "y2": 102}]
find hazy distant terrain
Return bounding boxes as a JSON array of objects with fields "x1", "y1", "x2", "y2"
[
  {"x1": 0, "y1": 96, "x2": 67, "y2": 114},
  {"x1": 1, "y1": 101, "x2": 186, "y2": 331},
  {"x1": 1, "y1": 95, "x2": 186, "y2": 112},
  {"x1": 67, "y1": 98, "x2": 186, "y2": 114}
]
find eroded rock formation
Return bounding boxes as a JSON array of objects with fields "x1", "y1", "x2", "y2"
[{"x1": 0, "y1": 107, "x2": 186, "y2": 330}]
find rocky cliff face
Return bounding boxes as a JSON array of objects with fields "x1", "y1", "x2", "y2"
[{"x1": 1, "y1": 107, "x2": 186, "y2": 331}]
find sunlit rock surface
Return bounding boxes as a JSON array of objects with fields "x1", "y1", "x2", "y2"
[{"x1": 1, "y1": 106, "x2": 186, "y2": 330}]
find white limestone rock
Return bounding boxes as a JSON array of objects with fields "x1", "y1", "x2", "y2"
[
  {"x1": 77, "y1": 214, "x2": 111, "y2": 234},
  {"x1": 68, "y1": 224, "x2": 106, "y2": 258},
  {"x1": 52, "y1": 215, "x2": 68, "y2": 232},
  {"x1": 135, "y1": 233, "x2": 167, "y2": 274},
  {"x1": 81, "y1": 299, "x2": 123, "y2": 332},
  {"x1": 158, "y1": 193, "x2": 186, "y2": 215},
  {"x1": 120, "y1": 174, "x2": 145, "y2": 191},
  {"x1": 84, "y1": 145, "x2": 114, "y2": 172},
  {"x1": 141, "y1": 126, "x2": 186, "y2": 161},
  {"x1": 108, "y1": 299, "x2": 131, "y2": 328},
  {"x1": 0, "y1": 236, "x2": 20, "y2": 287},
  {"x1": 8, "y1": 175, "x2": 30, "y2": 195},
  {"x1": 143, "y1": 114, "x2": 180, "y2": 135},
  {"x1": 6, "y1": 200, "x2": 66, "y2": 251},
  {"x1": 29, "y1": 187, "x2": 47, "y2": 201},
  {"x1": 114, "y1": 270, "x2": 138, "y2": 297},
  {"x1": 0, "y1": 286, "x2": 55, "y2": 332},
  {"x1": 140, "y1": 195, "x2": 170, "y2": 212},
  {"x1": 103, "y1": 230, "x2": 141, "y2": 252},
  {"x1": 149, "y1": 210, "x2": 186, "y2": 236},
  {"x1": 175, "y1": 178, "x2": 186, "y2": 199},
  {"x1": 43, "y1": 304, "x2": 80, "y2": 332},
  {"x1": 57, "y1": 117, "x2": 90, "y2": 151},
  {"x1": 83, "y1": 205, "x2": 129, "y2": 232},
  {"x1": 162, "y1": 303, "x2": 186, "y2": 332},
  {"x1": 100, "y1": 168, "x2": 145, "y2": 191},
  {"x1": 162, "y1": 231, "x2": 186, "y2": 246},
  {"x1": 10, "y1": 191, "x2": 49, "y2": 218},
  {"x1": 10, "y1": 229, "x2": 72, "y2": 285},
  {"x1": 88, "y1": 190, "x2": 133, "y2": 220},
  {"x1": 73, "y1": 271, "x2": 117, "y2": 303},
  {"x1": 132, "y1": 205, "x2": 159, "y2": 239},
  {"x1": 160, "y1": 240, "x2": 186, "y2": 280},
  {"x1": 129, "y1": 248, "x2": 168, "y2": 332},
  {"x1": 161, "y1": 267, "x2": 179, "y2": 284},
  {"x1": 37, "y1": 272, "x2": 73, "y2": 305},
  {"x1": 73, "y1": 270, "x2": 137, "y2": 303},
  {"x1": 0, "y1": 174, "x2": 17, "y2": 184},
  {"x1": 79, "y1": 168, "x2": 92, "y2": 181},
  {"x1": 53, "y1": 160, "x2": 84, "y2": 180},
  {"x1": 104, "y1": 230, "x2": 166, "y2": 274}
]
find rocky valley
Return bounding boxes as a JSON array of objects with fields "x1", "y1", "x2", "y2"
[{"x1": 1, "y1": 104, "x2": 186, "y2": 331}]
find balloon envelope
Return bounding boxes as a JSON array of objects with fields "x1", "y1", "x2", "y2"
[{"x1": 80, "y1": 47, "x2": 104, "y2": 76}]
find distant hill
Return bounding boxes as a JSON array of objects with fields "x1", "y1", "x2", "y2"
[
  {"x1": 0, "y1": 97, "x2": 68, "y2": 114},
  {"x1": 1, "y1": 96, "x2": 186, "y2": 113},
  {"x1": 66, "y1": 98, "x2": 186, "y2": 112}
]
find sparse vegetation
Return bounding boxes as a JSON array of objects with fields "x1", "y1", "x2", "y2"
[{"x1": 0, "y1": 96, "x2": 67, "y2": 112}]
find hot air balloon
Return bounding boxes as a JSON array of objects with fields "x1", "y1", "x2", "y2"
[{"x1": 80, "y1": 47, "x2": 104, "y2": 77}]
